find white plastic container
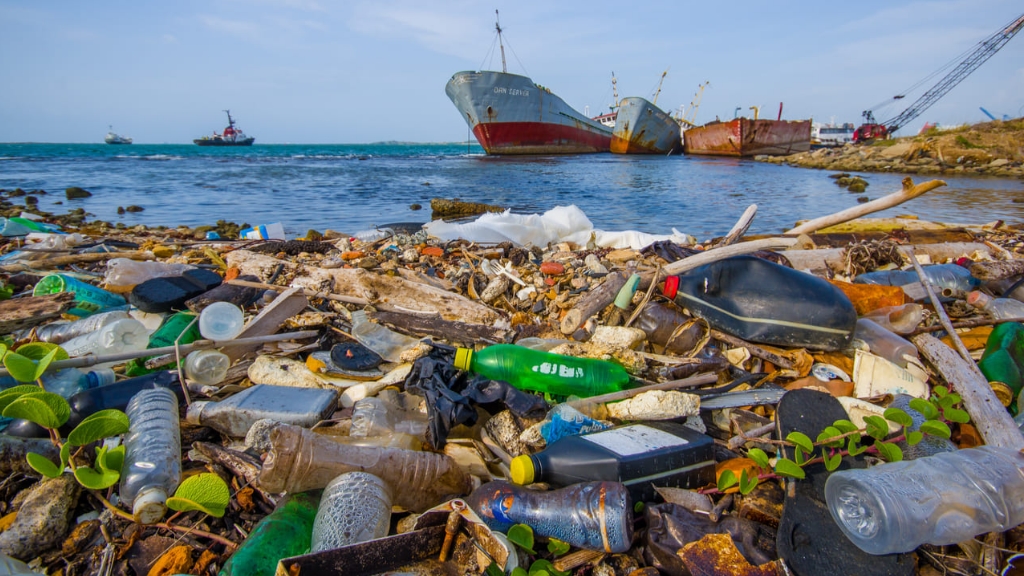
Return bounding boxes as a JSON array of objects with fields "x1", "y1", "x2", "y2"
[
  {"x1": 120, "y1": 388, "x2": 181, "y2": 524},
  {"x1": 60, "y1": 318, "x2": 149, "y2": 367},
  {"x1": 183, "y1": 349, "x2": 231, "y2": 386},
  {"x1": 310, "y1": 472, "x2": 393, "y2": 552},
  {"x1": 826, "y1": 446, "x2": 1024, "y2": 555},
  {"x1": 198, "y1": 302, "x2": 245, "y2": 341}
]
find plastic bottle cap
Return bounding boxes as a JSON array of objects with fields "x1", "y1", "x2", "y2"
[
  {"x1": 990, "y1": 382, "x2": 1014, "y2": 407},
  {"x1": 454, "y1": 348, "x2": 473, "y2": 371},
  {"x1": 184, "y1": 401, "x2": 208, "y2": 426},
  {"x1": 966, "y1": 291, "x2": 988, "y2": 307},
  {"x1": 132, "y1": 486, "x2": 168, "y2": 525},
  {"x1": 509, "y1": 455, "x2": 535, "y2": 485},
  {"x1": 662, "y1": 276, "x2": 680, "y2": 300}
]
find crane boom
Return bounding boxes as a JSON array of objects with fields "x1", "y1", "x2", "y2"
[{"x1": 855, "y1": 12, "x2": 1024, "y2": 142}]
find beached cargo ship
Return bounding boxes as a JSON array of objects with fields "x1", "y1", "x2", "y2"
[
  {"x1": 683, "y1": 118, "x2": 811, "y2": 157},
  {"x1": 445, "y1": 70, "x2": 612, "y2": 155},
  {"x1": 611, "y1": 97, "x2": 682, "y2": 154}
]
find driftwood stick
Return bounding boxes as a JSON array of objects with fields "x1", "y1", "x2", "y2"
[
  {"x1": 367, "y1": 309, "x2": 513, "y2": 345},
  {"x1": 711, "y1": 330, "x2": 795, "y2": 370},
  {"x1": 661, "y1": 237, "x2": 800, "y2": 277},
  {"x1": 0, "y1": 250, "x2": 154, "y2": 273},
  {"x1": 0, "y1": 292, "x2": 75, "y2": 334},
  {"x1": 727, "y1": 422, "x2": 777, "y2": 450},
  {"x1": 716, "y1": 204, "x2": 758, "y2": 248},
  {"x1": 787, "y1": 177, "x2": 946, "y2": 236},
  {"x1": 910, "y1": 316, "x2": 1024, "y2": 336},
  {"x1": 229, "y1": 279, "x2": 369, "y2": 306},
  {"x1": 968, "y1": 259, "x2": 1024, "y2": 282},
  {"x1": 566, "y1": 373, "x2": 717, "y2": 410},
  {"x1": 903, "y1": 249, "x2": 979, "y2": 371},
  {"x1": 912, "y1": 333, "x2": 1024, "y2": 451},
  {"x1": 0, "y1": 330, "x2": 320, "y2": 377},
  {"x1": 560, "y1": 271, "x2": 627, "y2": 334}
]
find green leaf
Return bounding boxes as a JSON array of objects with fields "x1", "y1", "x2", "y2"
[
  {"x1": 74, "y1": 465, "x2": 120, "y2": 490},
  {"x1": 484, "y1": 562, "x2": 506, "y2": 576},
  {"x1": 823, "y1": 451, "x2": 842, "y2": 472},
  {"x1": 634, "y1": 501, "x2": 644, "y2": 514},
  {"x1": 883, "y1": 408, "x2": 914, "y2": 427},
  {"x1": 166, "y1": 473, "x2": 231, "y2": 518},
  {"x1": 816, "y1": 426, "x2": 844, "y2": 447},
  {"x1": 506, "y1": 524, "x2": 536, "y2": 555},
  {"x1": 739, "y1": 469, "x2": 759, "y2": 495},
  {"x1": 547, "y1": 538, "x2": 570, "y2": 556},
  {"x1": 863, "y1": 415, "x2": 889, "y2": 441},
  {"x1": 947, "y1": 393, "x2": 962, "y2": 405},
  {"x1": 936, "y1": 394, "x2": 956, "y2": 411},
  {"x1": 874, "y1": 440, "x2": 903, "y2": 462},
  {"x1": 717, "y1": 469, "x2": 738, "y2": 492},
  {"x1": 748, "y1": 448, "x2": 771, "y2": 472},
  {"x1": 933, "y1": 385, "x2": 949, "y2": 398},
  {"x1": 920, "y1": 420, "x2": 952, "y2": 439},
  {"x1": 847, "y1": 436, "x2": 868, "y2": 456},
  {"x1": 15, "y1": 342, "x2": 69, "y2": 362},
  {"x1": 511, "y1": 569, "x2": 528, "y2": 576},
  {"x1": 943, "y1": 408, "x2": 970, "y2": 424},
  {"x1": 0, "y1": 385, "x2": 44, "y2": 413},
  {"x1": 906, "y1": 431, "x2": 924, "y2": 446},
  {"x1": 26, "y1": 452, "x2": 62, "y2": 478},
  {"x1": 794, "y1": 446, "x2": 807, "y2": 466},
  {"x1": 832, "y1": 419, "x2": 859, "y2": 434},
  {"x1": 3, "y1": 352, "x2": 43, "y2": 383},
  {"x1": 97, "y1": 445, "x2": 124, "y2": 475},
  {"x1": 2, "y1": 391, "x2": 70, "y2": 428},
  {"x1": 786, "y1": 431, "x2": 814, "y2": 454},
  {"x1": 774, "y1": 458, "x2": 806, "y2": 479},
  {"x1": 527, "y1": 560, "x2": 568, "y2": 576},
  {"x1": 60, "y1": 441, "x2": 71, "y2": 471},
  {"x1": 3, "y1": 344, "x2": 66, "y2": 382},
  {"x1": 909, "y1": 398, "x2": 938, "y2": 420},
  {"x1": 68, "y1": 409, "x2": 130, "y2": 446}
]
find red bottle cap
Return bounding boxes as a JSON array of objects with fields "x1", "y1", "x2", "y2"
[{"x1": 662, "y1": 276, "x2": 680, "y2": 299}]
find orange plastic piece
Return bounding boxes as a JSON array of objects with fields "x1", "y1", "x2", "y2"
[
  {"x1": 829, "y1": 280, "x2": 908, "y2": 315},
  {"x1": 420, "y1": 246, "x2": 444, "y2": 257},
  {"x1": 340, "y1": 251, "x2": 365, "y2": 261}
]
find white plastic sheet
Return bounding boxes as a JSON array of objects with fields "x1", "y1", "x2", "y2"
[{"x1": 422, "y1": 205, "x2": 694, "y2": 250}]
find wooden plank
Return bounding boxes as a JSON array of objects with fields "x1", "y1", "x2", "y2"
[
  {"x1": 367, "y1": 309, "x2": 513, "y2": 345},
  {"x1": 912, "y1": 333, "x2": 1024, "y2": 450},
  {"x1": 223, "y1": 286, "x2": 309, "y2": 361},
  {"x1": 0, "y1": 292, "x2": 74, "y2": 334}
]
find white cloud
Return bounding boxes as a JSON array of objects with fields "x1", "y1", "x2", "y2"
[
  {"x1": 348, "y1": 1, "x2": 491, "y2": 59},
  {"x1": 199, "y1": 15, "x2": 262, "y2": 41},
  {"x1": 161, "y1": 34, "x2": 178, "y2": 44}
]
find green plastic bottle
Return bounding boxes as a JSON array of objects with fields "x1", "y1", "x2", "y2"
[
  {"x1": 219, "y1": 491, "x2": 319, "y2": 576},
  {"x1": 979, "y1": 322, "x2": 1024, "y2": 414},
  {"x1": 125, "y1": 311, "x2": 201, "y2": 377},
  {"x1": 453, "y1": 343, "x2": 631, "y2": 398}
]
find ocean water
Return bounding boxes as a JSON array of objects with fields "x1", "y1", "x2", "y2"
[{"x1": 0, "y1": 142, "x2": 1021, "y2": 241}]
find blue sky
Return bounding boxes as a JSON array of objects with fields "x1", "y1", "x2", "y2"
[{"x1": 1, "y1": 0, "x2": 1022, "y2": 144}]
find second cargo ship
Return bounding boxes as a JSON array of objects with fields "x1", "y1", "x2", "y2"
[
  {"x1": 444, "y1": 13, "x2": 611, "y2": 155},
  {"x1": 611, "y1": 96, "x2": 682, "y2": 154}
]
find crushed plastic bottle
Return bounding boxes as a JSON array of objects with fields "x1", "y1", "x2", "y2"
[
  {"x1": 349, "y1": 310, "x2": 421, "y2": 363},
  {"x1": 967, "y1": 291, "x2": 1024, "y2": 319},
  {"x1": 120, "y1": 388, "x2": 181, "y2": 524},
  {"x1": 103, "y1": 258, "x2": 196, "y2": 294},
  {"x1": 311, "y1": 472, "x2": 392, "y2": 552},
  {"x1": 14, "y1": 310, "x2": 131, "y2": 344},
  {"x1": 854, "y1": 263, "x2": 979, "y2": 293},
  {"x1": 59, "y1": 318, "x2": 149, "y2": 366}
]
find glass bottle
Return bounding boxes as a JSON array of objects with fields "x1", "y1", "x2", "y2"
[
  {"x1": 311, "y1": 472, "x2": 392, "y2": 552},
  {"x1": 219, "y1": 491, "x2": 319, "y2": 576}
]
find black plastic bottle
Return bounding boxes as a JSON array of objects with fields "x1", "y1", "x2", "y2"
[{"x1": 4, "y1": 371, "x2": 183, "y2": 438}]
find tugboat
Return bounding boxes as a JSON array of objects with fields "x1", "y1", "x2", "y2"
[
  {"x1": 193, "y1": 110, "x2": 255, "y2": 146},
  {"x1": 104, "y1": 126, "x2": 133, "y2": 145}
]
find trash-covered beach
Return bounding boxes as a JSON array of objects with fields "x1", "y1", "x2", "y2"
[{"x1": 4, "y1": 176, "x2": 1024, "y2": 576}]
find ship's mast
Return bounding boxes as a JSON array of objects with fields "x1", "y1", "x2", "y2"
[
  {"x1": 224, "y1": 109, "x2": 235, "y2": 128},
  {"x1": 611, "y1": 71, "x2": 618, "y2": 109},
  {"x1": 495, "y1": 10, "x2": 507, "y2": 74},
  {"x1": 652, "y1": 69, "x2": 668, "y2": 106}
]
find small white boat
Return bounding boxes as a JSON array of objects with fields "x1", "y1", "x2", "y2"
[{"x1": 104, "y1": 126, "x2": 133, "y2": 145}]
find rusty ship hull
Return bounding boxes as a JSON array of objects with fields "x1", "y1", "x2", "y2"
[
  {"x1": 682, "y1": 118, "x2": 811, "y2": 157},
  {"x1": 610, "y1": 97, "x2": 681, "y2": 154},
  {"x1": 445, "y1": 71, "x2": 612, "y2": 155}
]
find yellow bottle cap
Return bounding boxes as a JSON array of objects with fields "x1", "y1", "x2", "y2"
[
  {"x1": 510, "y1": 455, "x2": 535, "y2": 485},
  {"x1": 990, "y1": 381, "x2": 1014, "y2": 407},
  {"x1": 454, "y1": 347, "x2": 473, "y2": 371}
]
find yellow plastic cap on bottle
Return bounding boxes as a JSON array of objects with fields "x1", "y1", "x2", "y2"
[
  {"x1": 510, "y1": 455, "x2": 535, "y2": 485},
  {"x1": 454, "y1": 347, "x2": 473, "y2": 371}
]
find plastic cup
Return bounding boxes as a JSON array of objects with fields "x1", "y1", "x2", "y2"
[{"x1": 198, "y1": 302, "x2": 244, "y2": 341}]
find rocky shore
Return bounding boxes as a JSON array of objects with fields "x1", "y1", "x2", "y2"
[{"x1": 757, "y1": 118, "x2": 1024, "y2": 179}]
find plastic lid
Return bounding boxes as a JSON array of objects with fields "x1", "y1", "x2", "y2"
[
  {"x1": 990, "y1": 382, "x2": 1014, "y2": 407},
  {"x1": 184, "y1": 401, "x2": 208, "y2": 426},
  {"x1": 454, "y1": 348, "x2": 473, "y2": 371},
  {"x1": 662, "y1": 276, "x2": 680, "y2": 300},
  {"x1": 509, "y1": 455, "x2": 535, "y2": 485},
  {"x1": 132, "y1": 486, "x2": 168, "y2": 525}
]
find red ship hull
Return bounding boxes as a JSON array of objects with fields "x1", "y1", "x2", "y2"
[{"x1": 683, "y1": 118, "x2": 811, "y2": 157}]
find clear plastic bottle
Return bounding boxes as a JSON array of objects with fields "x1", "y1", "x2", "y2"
[
  {"x1": 39, "y1": 368, "x2": 117, "y2": 399},
  {"x1": 453, "y1": 343, "x2": 631, "y2": 398},
  {"x1": 219, "y1": 491, "x2": 319, "y2": 576},
  {"x1": 198, "y1": 302, "x2": 245, "y2": 341},
  {"x1": 258, "y1": 423, "x2": 472, "y2": 512},
  {"x1": 311, "y1": 472, "x2": 392, "y2": 552},
  {"x1": 967, "y1": 291, "x2": 1024, "y2": 319},
  {"x1": 185, "y1": 384, "x2": 338, "y2": 438},
  {"x1": 852, "y1": 318, "x2": 919, "y2": 368},
  {"x1": 23, "y1": 232, "x2": 86, "y2": 251},
  {"x1": 825, "y1": 445, "x2": 1024, "y2": 555},
  {"x1": 349, "y1": 393, "x2": 427, "y2": 439},
  {"x1": 59, "y1": 318, "x2": 149, "y2": 365},
  {"x1": 861, "y1": 304, "x2": 925, "y2": 335},
  {"x1": 182, "y1": 349, "x2": 231, "y2": 386},
  {"x1": 120, "y1": 387, "x2": 181, "y2": 524},
  {"x1": 104, "y1": 258, "x2": 196, "y2": 294},
  {"x1": 15, "y1": 310, "x2": 132, "y2": 344},
  {"x1": 466, "y1": 480, "x2": 633, "y2": 553},
  {"x1": 853, "y1": 264, "x2": 979, "y2": 293},
  {"x1": 349, "y1": 310, "x2": 420, "y2": 363}
]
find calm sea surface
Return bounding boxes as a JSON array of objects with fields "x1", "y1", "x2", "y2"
[{"x1": 0, "y1": 143, "x2": 1021, "y2": 240}]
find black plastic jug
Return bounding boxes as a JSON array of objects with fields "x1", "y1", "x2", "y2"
[{"x1": 663, "y1": 255, "x2": 857, "y2": 351}]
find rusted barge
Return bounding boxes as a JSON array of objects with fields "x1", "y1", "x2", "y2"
[{"x1": 683, "y1": 117, "x2": 811, "y2": 157}]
